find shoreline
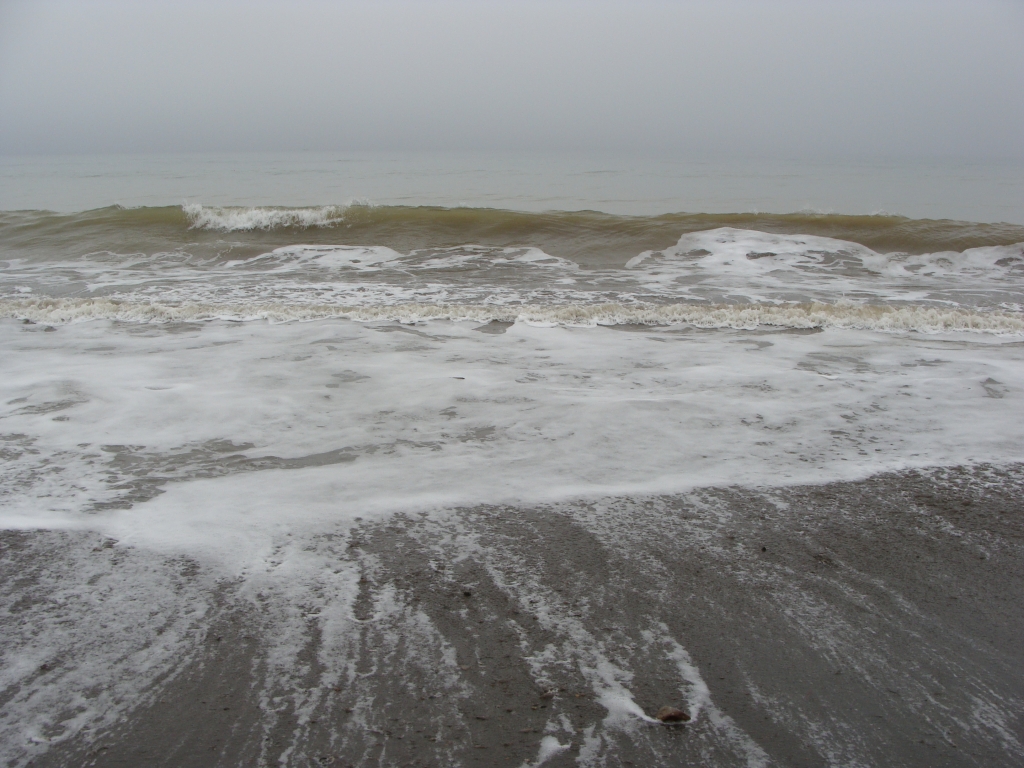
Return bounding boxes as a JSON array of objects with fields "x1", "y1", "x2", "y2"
[{"x1": 3, "y1": 463, "x2": 1022, "y2": 767}]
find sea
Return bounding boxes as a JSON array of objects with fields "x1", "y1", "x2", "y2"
[{"x1": 1, "y1": 151, "x2": 1023, "y2": 765}]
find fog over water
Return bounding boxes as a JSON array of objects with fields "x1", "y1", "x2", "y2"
[{"x1": 1, "y1": 0, "x2": 1022, "y2": 159}]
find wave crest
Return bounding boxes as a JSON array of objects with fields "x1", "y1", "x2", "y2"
[{"x1": 183, "y1": 204, "x2": 348, "y2": 231}]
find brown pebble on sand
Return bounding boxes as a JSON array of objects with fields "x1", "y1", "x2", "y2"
[{"x1": 655, "y1": 706, "x2": 690, "y2": 723}]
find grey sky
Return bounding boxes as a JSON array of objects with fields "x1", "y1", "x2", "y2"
[{"x1": 1, "y1": 0, "x2": 1022, "y2": 158}]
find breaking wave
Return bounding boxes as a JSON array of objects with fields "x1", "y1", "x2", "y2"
[
  {"x1": 4, "y1": 297, "x2": 1022, "y2": 334},
  {"x1": 628, "y1": 228, "x2": 1024, "y2": 280},
  {"x1": 183, "y1": 204, "x2": 348, "y2": 231},
  {"x1": 4, "y1": 205, "x2": 1024, "y2": 260}
]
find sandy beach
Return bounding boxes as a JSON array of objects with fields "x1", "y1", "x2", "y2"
[{"x1": 4, "y1": 463, "x2": 1020, "y2": 767}]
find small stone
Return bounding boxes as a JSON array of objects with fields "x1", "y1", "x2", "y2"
[
  {"x1": 655, "y1": 706, "x2": 690, "y2": 723},
  {"x1": 463, "y1": 590, "x2": 472, "y2": 597},
  {"x1": 539, "y1": 688, "x2": 558, "y2": 700}
]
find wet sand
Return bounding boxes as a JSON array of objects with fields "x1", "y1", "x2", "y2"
[{"x1": 4, "y1": 464, "x2": 1023, "y2": 767}]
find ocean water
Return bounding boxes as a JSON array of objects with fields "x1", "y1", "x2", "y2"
[{"x1": 1, "y1": 153, "x2": 1023, "y2": 765}]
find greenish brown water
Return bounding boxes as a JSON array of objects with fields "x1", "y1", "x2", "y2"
[{"x1": 3, "y1": 205, "x2": 1023, "y2": 268}]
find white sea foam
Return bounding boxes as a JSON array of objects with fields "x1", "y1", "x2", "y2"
[
  {"x1": 239, "y1": 244, "x2": 406, "y2": 271},
  {"x1": 628, "y1": 227, "x2": 1024, "y2": 281},
  {"x1": 3, "y1": 228, "x2": 1022, "y2": 316},
  {"x1": 627, "y1": 228, "x2": 879, "y2": 273},
  {"x1": 522, "y1": 735, "x2": 570, "y2": 767},
  {"x1": 232, "y1": 243, "x2": 577, "y2": 273},
  {"x1": 3, "y1": 317, "x2": 1023, "y2": 547},
  {"x1": 183, "y1": 203, "x2": 347, "y2": 231},
  {"x1": 625, "y1": 228, "x2": 1024, "y2": 310},
  {"x1": 3, "y1": 297, "x2": 1022, "y2": 334},
  {"x1": 2, "y1": 316, "x2": 1023, "y2": 764}
]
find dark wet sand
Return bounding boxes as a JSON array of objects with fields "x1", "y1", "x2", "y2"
[{"x1": 5, "y1": 464, "x2": 1024, "y2": 767}]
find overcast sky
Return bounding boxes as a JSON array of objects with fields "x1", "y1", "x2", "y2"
[{"x1": 1, "y1": 0, "x2": 1022, "y2": 159}]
